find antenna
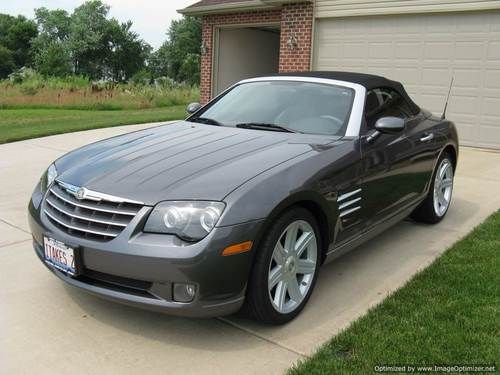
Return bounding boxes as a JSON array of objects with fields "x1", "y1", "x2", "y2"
[{"x1": 441, "y1": 76, "x2": 454, "y2": 120}]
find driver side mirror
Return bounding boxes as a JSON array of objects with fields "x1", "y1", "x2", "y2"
[
  {"x1": 374, "y1": 116, "x2": 405, "y2": 134},
  {"x1": 186, "y1": 102, "x2": 202, "y2": 114}
]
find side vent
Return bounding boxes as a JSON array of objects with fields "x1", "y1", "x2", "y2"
[{"x1": 337, "y1": 188, "x2": 362, "y2": 219}]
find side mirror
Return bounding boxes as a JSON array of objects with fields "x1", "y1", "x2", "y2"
[
  {"x1": 374, "y1": 116, "x2": 405, "y2": 134},
  {"x1": 186, "y1": 102, "x2": 202, "y2": 114}
]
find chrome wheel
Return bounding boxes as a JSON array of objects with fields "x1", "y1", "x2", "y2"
[
  {"x1": 268, "y1": 220, "x2": 317, "y2": 314},
  {"x1": 433, "y1": 158, "x2": 454, "y2": 217}
]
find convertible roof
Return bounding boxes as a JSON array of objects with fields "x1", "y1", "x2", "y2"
[{"x1": 275, "y1": 71, "x2": 420, "y2": 114}]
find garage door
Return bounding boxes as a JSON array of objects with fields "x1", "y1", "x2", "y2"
[{"x1": 313, "y1": 11, "x2": 500, "y2": 149}]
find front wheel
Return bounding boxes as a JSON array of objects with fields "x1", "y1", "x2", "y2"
[
  {"x1": 411, "y1": 152, "x2": 454, "y2": 223},
  {"x1": 245, "y1": 207, "x2": 321, "y2": 324}
]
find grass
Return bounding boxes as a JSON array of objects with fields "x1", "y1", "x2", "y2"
[
  {"x1": 289, "y1": 211, "x2": 500, "y2": 374},
  {"x1": 0, "y1": 106, "x2": 186, "y2": 144}
]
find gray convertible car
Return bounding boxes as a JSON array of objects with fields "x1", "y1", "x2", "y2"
[{"x1": 29, "y1": 72, "x2": 458, "y2": 324}]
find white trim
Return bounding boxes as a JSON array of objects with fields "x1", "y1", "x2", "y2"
[
  {"x1": 314, "y1": 0, "x2": 500, "y2": 18},
  {"x1": 238, "y1": 76, "x2": 366, "y2": 137}
]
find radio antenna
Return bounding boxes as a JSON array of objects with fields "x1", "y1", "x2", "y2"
[{"x1": 441, "y1": 76, "x2": 454, "y2": 120}]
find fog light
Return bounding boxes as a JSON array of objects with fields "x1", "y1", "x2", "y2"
[{"x1": 173, "y1": 283, "x2": 196, "y2": 302}]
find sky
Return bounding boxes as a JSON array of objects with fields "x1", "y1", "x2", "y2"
[{"x1": 0, "y1": 0, "x2": 195, "y2": 49}]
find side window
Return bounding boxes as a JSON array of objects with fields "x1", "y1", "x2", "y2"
[{"x1": 365, "y1": 88, "x2": 413, "y2": 129}]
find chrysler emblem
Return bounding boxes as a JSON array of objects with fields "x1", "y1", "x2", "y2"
[{"x1": 75, "y1": 187, "x2": 87, "y2": 200}]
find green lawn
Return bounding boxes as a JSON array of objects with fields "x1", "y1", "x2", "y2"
[
  {"x1": 290, "y1": 211, "x2": 499, "y2": 374},
  {"x1": 0, "y1": 106, "x2": 186, "y2": 144}
]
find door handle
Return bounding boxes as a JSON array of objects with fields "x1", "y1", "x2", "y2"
[{"x1": 420, "y1": 133, "x2": 434, "y2": 142}]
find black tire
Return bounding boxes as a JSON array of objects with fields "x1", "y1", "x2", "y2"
[
  {"x1": 411, "y1": 152, "x2": 454, "y2": 224},
  {"x1": 244, "y1": 206, "x2": 322, "y2": 324}
]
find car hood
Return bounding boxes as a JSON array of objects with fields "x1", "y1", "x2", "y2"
[{"x1": 55, "y1": 121, "x2": 337, "y2": 205}]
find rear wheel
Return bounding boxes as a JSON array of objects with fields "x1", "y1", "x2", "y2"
[
  {"x1": 245, "y1": 207, "x2": 321, "y2": 324},
  {"x1": 411, "y1": 152, "x2": 454, "y2": 223}
]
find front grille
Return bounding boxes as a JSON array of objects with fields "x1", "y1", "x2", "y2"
[{"x1": 44, "y1": 181, "x2": 143, "y2": 241}]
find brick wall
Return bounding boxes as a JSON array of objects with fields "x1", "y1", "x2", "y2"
[
  {"x1": 279, "y1": 3, "x2": 314, "y2": 73},
  {"x1": 200, "y1": 2, "x2": 313, "y2": 103}
]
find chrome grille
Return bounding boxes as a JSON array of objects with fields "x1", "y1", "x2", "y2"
[{"x1": 44, "y1": 181, "x2": 143, "y2": 241}]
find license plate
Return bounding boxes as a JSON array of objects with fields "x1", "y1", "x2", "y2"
[{"x1": 44, "y1": 237, "x2": 77, "y2": 276}]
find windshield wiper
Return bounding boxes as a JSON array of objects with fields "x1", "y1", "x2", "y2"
[
  {"x1": 189, "y1": 117, "x2": 224, "y2": 126},
  {"x1": 235, "y1": 122, "x2": 301, "y2": 133}
]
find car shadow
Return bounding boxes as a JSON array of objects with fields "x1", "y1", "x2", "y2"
[{"x1": 64, "y1": 285, "x2": 258, "y2": 352}]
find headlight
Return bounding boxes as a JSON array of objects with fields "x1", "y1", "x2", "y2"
[
  {"x1": 144, "y1": 201, "x2": 225, "y2": 241},
  {"x1": 41, "y1": 163, "x2": 58, "y2": 192}
]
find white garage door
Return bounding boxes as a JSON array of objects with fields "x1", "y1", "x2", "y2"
[{"x1": 313, "y1": 11, "x2": 500, "y2": 149}]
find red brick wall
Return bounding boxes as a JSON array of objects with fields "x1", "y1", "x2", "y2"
[
  {"x1": 279, "y1": 3, "x2": 314, "y2": 73},
  {"x1": 200, "y1": 2, "x2": 313, "y2": 104}
]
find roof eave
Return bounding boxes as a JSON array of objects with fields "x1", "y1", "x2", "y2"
[{"x1": 178, "y1": 0, "x2": 310, "y2": 16}]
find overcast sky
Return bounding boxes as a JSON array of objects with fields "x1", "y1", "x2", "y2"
[{"x1": 0, "y1": 0, "x2": 195, "y2": 50}]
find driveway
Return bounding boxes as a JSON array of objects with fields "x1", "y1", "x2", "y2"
[{"x1": 1, "y1": 122, "x2": 499, "y2": 374}]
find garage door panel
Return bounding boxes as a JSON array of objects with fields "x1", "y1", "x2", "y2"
[
  {"x1": 424, "y1": 42, "x2": 455, "y2": 60},
  {"x1": 313, "y1": 11, "x2": 500, "y2": 149},
  {"x1": 453, "y1": 69, "x2": 482, "y2": 88},
  {"x1": 484, "y1": 70, "x2": 500, "y2": 88},
  {"x1": 422, "y1": 68, "x2": 452, "y2": 86},
  {"x1": 449, "y1": 96, "x2": 481, "y2": 116},
  {"x1": 487, "y1": 41, "x2": 500, "y2": 60},
  {"x1": 483, "y1": 97, "x2": 500, "y2": 117},
  {"x1": 478, "y1": 124, "x2": 500, "y2": 148},
  {"x1": 395, "y1": 42, "x2": 422, "y2": 59},
  {"x1": 455, "y1": 42, "x2": 485, "y2": 60}
]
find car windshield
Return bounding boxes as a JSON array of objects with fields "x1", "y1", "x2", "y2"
[{"x1": 191, "y1": 81, "x2": 355, "y2": 136}]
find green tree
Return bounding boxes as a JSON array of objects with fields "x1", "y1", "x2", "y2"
[
  {"x1": 68, "y1": 0, "x2": 110, "y2": 78},
  {"x1": 0, "y1": 14, "x2": 38, "y2": 74},
  {"x1": 31, "y1": 1, "x2": 150, "y2": 81},
  {"x1": 155, "y1": 16, "x2": 201, "y2": 85},
  {"x1": 106, "y1": 19, "x2": 151, "y2": 82},
  {"x1": 31, "y1": 7, "x2": 72, "y2": 76},
  {"x1": 0, "y1": 45, "x2": 15, "y2": 78},
  {"x1": 33, "y1": 42, "x2": 72, "y2": 77}
]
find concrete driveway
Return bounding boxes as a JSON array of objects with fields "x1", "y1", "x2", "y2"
[{"x1": 1, "y1": 122, "x2": 499, "y2": 374}]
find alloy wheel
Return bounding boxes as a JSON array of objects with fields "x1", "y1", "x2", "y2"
[
  {"x1": 268, "y1": 220, "x2": 317, "y2": 314},
  {"x1": 433, "y1": 158, "x2": 454, "y2": 217}
]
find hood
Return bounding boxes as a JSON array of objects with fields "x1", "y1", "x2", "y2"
[{"x1": 55, "y1": 121, "x2": 333, "y2": 205}]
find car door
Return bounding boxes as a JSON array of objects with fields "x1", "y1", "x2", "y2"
[{"x1": 359, "y1": 87, "x2": 427, "y2": 227}]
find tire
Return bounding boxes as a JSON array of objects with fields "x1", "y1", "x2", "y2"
[
  {"x1": 411, "y1": 152, "x2": 454, "y2": 224},
  {"x1": 245, "y1": 206, "x2": 321, "y2": 324}
]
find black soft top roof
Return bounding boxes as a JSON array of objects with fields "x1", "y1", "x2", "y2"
[{"x1": 275, "y1": 71, "x2": 420, "y2": 114}]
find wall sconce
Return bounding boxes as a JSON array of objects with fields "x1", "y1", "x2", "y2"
[
  {"x1": 201, "y1": 40, "x2": 209, "y2": 55},
  {"x1": 287, "y1": 34, "x2": 298, "y2": 50}
]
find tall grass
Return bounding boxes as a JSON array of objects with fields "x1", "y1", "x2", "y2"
[{"x1": 0, "y1": 72, "x2": 199, "y2": 110}]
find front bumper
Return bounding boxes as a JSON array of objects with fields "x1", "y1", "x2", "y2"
[{"x1": 28, "y1": 192, "x2": 263, "y2": 318}]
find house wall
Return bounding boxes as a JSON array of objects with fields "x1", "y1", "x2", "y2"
[{"x1": 200, "y1": 2, "x2": 314, "y2": 103}]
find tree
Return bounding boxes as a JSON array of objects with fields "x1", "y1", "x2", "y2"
[
  {"x1": 68, "y1": 0, "x2": 111, "y2": 78},
  {"x1": 105, "y1": 19, "x2": 151, "y2": 82},
  {"x1": 33, "y1": 42, "x2": 72, "y2": 77},
  {"x1": 156, "y1": 16, "x2": 201, "y2": 85},
  {"x1": 0, "y1": 45, "x2": 15, "y2": 78},
  {"x1": 31, "y1": 1, "x2": 150, "y2": 81},
  {"x1": 0, "y1": 14, "x2": 38, "y2": 75}
]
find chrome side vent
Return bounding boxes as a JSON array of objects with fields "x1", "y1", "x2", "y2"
[{"x1": 338, "y1": 188, "x2": 361, "y2": 219}]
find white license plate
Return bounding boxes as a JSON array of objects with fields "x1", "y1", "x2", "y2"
[{"x1": 44, "y1": 237, "x2": 76, "y2": 275}]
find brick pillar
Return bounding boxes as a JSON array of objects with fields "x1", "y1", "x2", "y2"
[
  {"x1": 200, "y1": 16, "x2": 213, "y2": 105},
  {"x1": 279, "y1": 2, "x2": 314, "y2": 73}
]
